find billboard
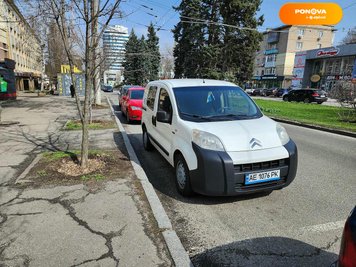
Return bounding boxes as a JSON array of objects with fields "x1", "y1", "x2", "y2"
[
  {"x1": 292, "y1": 52, "x2": 307, "y2": 88},
  {"x1": 57, "y1": 74, "x2": 85, "y2": 96}
]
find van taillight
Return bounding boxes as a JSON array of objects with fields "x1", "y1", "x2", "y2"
[
  {"x1": 312, "y1": 92, "x2": 319, "y2": 97},
  {"x1": 339, "y1": 221, "x2": 356, "y2": 267}
]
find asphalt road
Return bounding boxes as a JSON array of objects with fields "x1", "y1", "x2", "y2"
[{"x1": 109, "y1": 93, "x2": 356, "y2": 266}]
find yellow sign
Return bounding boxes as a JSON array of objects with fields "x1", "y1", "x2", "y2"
[
  {"x1": 311, "y1": 74, "x2": 321, "y2": 83},
  {"x1": 61, "y1": 65, "x2": 81, "y2": 74}
]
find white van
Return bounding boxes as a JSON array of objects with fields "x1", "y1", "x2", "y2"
[{"x1": 141, "y1": 79, "x2": 297, "y2": 196}]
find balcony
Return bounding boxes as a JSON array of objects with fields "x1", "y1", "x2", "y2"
[
  {"x1": 264, "y1": 48, "x2": 279, "y2": 55},
  {"x1": 264, "y1": 61, "x2": 276, "y2": 68}
]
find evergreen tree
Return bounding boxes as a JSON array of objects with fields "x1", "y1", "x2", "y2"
[
  {"x1": 172, "y1": 0, "x2": 206, "y2": 78},
  {"x1": 146, "y1": 23, "x2": 160, "y2": 81},
  {"x1": 123, "y1": 30, "x2": 139, "y2": 84},
  {"x1": 172, "y1": 0, "x2": 264, "y2": 83},
  {"x1": 137, "y1": 35, "x2": 150, "y2": 85},
  {"x1": 220, "y1": 0, "x2": 264, "y2": 83}
]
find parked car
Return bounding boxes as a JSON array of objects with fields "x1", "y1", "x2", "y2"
[
  {"x1": 275, "y1": 88, "x2": 291, "y2": 97},
  {"x1": 261, "y1": 88, "x2": 275, "y2": 97},
  {"x1": 141, "y1": 79, "x2": 298, "y2": 196},
  {"x1": 101, "y1": 84, "x2": 113, "y2": 92},
  {"x1": 121, "y1": 87, "x2": 145, "y2": 123},
  {"x1": 332, "y1": 206, "x2": 356, "y2": 267},
  {"x1": 245, "y1": 88, "x2": 254, "y2": 95},
  {"x1": 283, "y1": 89, "x2": 328, "y2": 104},
  {"x1": 251, "y1": 88, "x2": 262, "y2": 96},
  {"x1": 118, "y1": 85, "x2": 140, "y2": 108}
]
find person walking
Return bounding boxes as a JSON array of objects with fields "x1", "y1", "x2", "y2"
[{"x1": 70, "y1": 84, "x2": 75, "y2": 98}]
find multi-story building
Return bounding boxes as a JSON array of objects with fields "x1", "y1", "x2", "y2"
[
  {"x1": 292, "y1": 43, "x2": 356, "y2": 91},
  {"x1": 0, "y1": 0, "x2": 42, "y2": 92},
  {"x1": 253, "y1": 25, "x2": 335, "y2": 88},
  {"x1": 102, "y1": 25, "x2": 129, "y2": 86}
]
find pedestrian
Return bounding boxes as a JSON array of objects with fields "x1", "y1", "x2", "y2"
[{"x1": 70, "y1": 84, "x2": 75, "y2": 98}]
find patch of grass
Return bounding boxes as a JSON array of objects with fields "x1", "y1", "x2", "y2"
[
  {"x1": 43, "y1": 151, "x2": 78, "y2": 161},
  {"x1": 81, "y1": 173, "x2": 106, "y2": 181},
  {"x1": 64, "y1": 120, "x2": 116, "y2": 130},
  {"x1": 37, "y1": 170, "x2": 47, "y2": 177},
  {"x1": 255, "y1": 99, "x2": 356, "y2": 132}
]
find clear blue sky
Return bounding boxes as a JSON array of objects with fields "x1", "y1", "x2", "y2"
[{"x1": 111, "y1": 0, "x2": 356, "y2": 53}]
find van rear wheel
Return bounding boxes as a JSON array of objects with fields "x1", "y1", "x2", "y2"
[
  {"x1": 175, "y1": 154, "x2": 194, "y2": 196},
  {"x1": 142, "y1": 128, "x2": 153, "y2": 151}
]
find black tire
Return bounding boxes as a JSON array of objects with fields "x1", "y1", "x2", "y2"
[
  {"x1": 303, "y1": 98, "x2": 310, "y2": 103},
  {"x1": 175, "y1": 154, "x2": 194, "y2": 196},
  {"x1": 283, "y1": 96, "x2": 289, "y2": 102},
  {"x1": 126, "y1": 110, "x2": 131, "y2": 123},
  {"x1": 142, "y1": 128, "x2": 153, "y2": 151},
  {"x1": 317, "y1": 102, "x2": 322, "y2": 104}
]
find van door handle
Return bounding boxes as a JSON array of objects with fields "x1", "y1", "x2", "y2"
[{"x1": 152, "y1": 115, "x2": 156, "y2": 126}]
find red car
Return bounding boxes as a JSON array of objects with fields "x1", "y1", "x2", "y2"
[
  {"x1": 121, "y1": 87, "x2": 145, "y2": 123},
  {"x1": 333, "y1": 206, "x2": 356, "y2": 267}
]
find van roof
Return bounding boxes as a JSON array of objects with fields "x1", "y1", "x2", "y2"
[{"x1": 150, "y1": 79, "x2": 237, "y2": 88}]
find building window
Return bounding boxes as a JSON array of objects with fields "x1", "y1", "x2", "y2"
[
  {"x1": 298, "y1": 28, "x2": 305, "y2": 36},
  {"x1": 296, "y1": 42, "x2": 303, "y2": 50},
  {"x1": 318, "y1": 31, "x2": 323, "y2": 38},
  {"x1": 317, "y1": 44, "x2": 322, "y2": 49},
  {"x1": 271, "y1": 68, "x2": 276, "y2": 75},
  {"x1": 266, "y1": 54, "x2": 276, "y2": 62}
]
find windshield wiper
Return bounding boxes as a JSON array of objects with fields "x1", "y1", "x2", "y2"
[
  {"x1": 179, "y1": 112, "x2": 212, "y2": 121},
  {"x1": 207, "y1": 114, "x2": 257, "y2": 120}
]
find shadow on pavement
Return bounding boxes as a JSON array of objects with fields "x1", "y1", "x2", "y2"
[{"x1": 191, "y1": 236, "x2": 338, "y2": 267}]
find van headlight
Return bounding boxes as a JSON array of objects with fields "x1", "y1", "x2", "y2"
[
  {"x1": 276, "y1": 123, "x2": 290, "y2": 145},
  {"x1": 192, "y1": 129, "x2": 225, "y2": 151}
]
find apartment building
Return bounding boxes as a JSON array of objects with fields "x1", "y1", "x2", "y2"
[
  {"x1": 253, "y1": 25, "x2": 335, "y2": 88},
  {"x1": 102, "y1": 25, "x2": 129, "y2": 86},
  {"x1": 0, "y1": 0, "x2": 42, "y2": 92}
]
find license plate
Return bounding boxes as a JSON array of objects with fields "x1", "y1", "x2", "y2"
[
  {"x1": 320, "y1": 95, "x2": 325, "y2": 97},
  {"x1": 245, "y1": 170, "x2": 280, "y2": 185}
]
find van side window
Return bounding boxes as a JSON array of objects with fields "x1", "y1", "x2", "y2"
[
  {"x1": 147, "y1": 86, "x2": 157, "y2": 110},
  {"x1": 158, "y1": 88, "x2": 172, "y2": 121}
]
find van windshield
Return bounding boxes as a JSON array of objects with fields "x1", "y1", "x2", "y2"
[{"x1": 173, "y1": 86, "x2": 262, "y2": 122}]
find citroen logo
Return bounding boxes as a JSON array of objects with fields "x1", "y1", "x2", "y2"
[{"x1": 249, "y1": 138, "x2": 262, "y2": 149}]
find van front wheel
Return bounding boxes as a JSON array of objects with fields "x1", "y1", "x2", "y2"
[{"x1": 175, "y1": 154, "x2": 194, "y2": 196}]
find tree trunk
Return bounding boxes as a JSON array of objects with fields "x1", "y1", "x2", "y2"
[
  {"x1": 92, "y1": 0, "x2": 101, "y2": 105},
  {"x1": 81, "y1": 0, "x2": 92, "y2": 168}
]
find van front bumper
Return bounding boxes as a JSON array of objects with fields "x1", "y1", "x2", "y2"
[{"x1": 189, "y1": 140, "x2": 298, "y2": 196}]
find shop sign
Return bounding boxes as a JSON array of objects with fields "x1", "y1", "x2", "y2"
[
  {"x1": 316, "y1": 48, "x2": 340, "y2": 57},
  {"x1": 310, "y1": 74, "x2": 321, "y2": 82},
  {"x1": 326, "y1": 75, "x2": 352, "y2": 81},
  {"x1": 261, "y1": 75, "x2": 284, "y2": 81}
]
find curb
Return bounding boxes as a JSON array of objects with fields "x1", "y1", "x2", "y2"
[
  {"x1": 15, "y1": 154, "x2": 42, "y2": 184},
  {"x1": 107, "y1": 97, "x2": 193, "y2": 267},
  {"x1": 271, "y1": 117, "x2": 356, "y2": 138}
]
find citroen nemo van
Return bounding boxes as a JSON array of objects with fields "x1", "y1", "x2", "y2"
[{"x1": 141, "y1": 79, "x2": 297, "y2": 196}]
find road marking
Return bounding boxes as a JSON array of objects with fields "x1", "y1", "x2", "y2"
[{"x1": 300, "y1": 221, "x2": 345, "y2": 233}]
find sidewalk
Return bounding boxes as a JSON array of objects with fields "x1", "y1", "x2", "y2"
[{"x1": 0, "y1": 94, "x2": 172, "y2": 266}]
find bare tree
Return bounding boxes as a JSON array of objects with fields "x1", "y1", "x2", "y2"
[
  {"x1": 20, "y1": 0, "x2": 122, "y2": 168},
  {"x1": 341, "y1": 27, "x2": 356, "y2": 45},
  {"x1": 160, "y1": 46, "x2": 174, "y2": 79},
  {"x1": 329, "y1": 81, "x2": 356, "y2": 123}
]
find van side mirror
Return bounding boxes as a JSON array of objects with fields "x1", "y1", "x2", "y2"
[{"x1": 156, "y1": 111, "x2": 171, "y2": 123}]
